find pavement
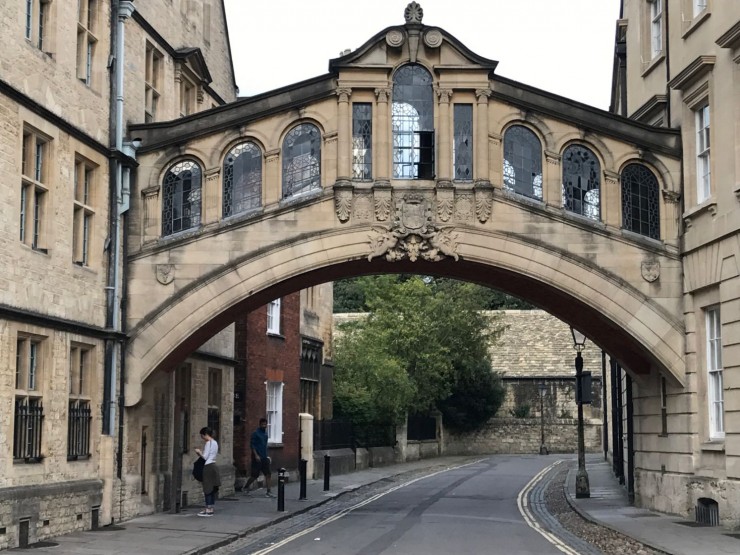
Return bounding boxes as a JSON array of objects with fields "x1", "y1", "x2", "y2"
[
  {"x1": 566, "y1": 457, "x2": 740, "y2": 555},
  {"x1": 8, "y1": 454, "x2": 740, "y2": 554}
]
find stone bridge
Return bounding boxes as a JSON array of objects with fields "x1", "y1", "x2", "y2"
[{"x1": 124, "y1": 7, "x2": 684, "y2": 405}]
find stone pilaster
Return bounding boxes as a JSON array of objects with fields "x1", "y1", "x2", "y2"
[
  {"x1": 474, "y1": 89, "x2": 491, "y2": 186},
  {"x1": 375, "y1": 88, "x2": 392, "y2": 183},
  {"x1": 336, "y1": 87, "x2": 352, "y2": 185},
  {"x1": 436, "y1": 88, "x2": 452, "y2": 186}
]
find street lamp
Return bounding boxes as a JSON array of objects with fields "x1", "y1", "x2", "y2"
[
  {"x1": 571, "y1": 327, "x2": 591, "y2": 499},
  {"x1": 538, "y1": 382, "x2": 548, "y2": 455}
]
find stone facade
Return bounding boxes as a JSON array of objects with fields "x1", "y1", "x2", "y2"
[
  {"x1": 0, "y1": 0, "x2": 239, "y2": 549},
  {"x1": 610, "y1": 0, "x2": 740, "y2": 527}
]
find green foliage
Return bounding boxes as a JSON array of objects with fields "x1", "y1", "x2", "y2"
[
  {"x1": 333, "y1": 275, "x2": 533, "y2": 313},
  {"x1": 510, "y1": 404, "x2": 532, "y2": 418},
  {"x1": 333, "y1": 276, "x2": 506, "y2": 430},
  {"x1": 437, "y1": 360, "x2": 506, "y2": 433}
]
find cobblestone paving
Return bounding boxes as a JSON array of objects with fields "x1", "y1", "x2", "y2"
[{"x1": 537, "y1": 463, "x2": 666, "y2": 555}]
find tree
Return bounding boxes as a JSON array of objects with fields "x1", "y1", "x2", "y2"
[
  {"x1": 333, "y1": 276, "x2": 506, "y2": 431},
  {"x1": 333, "y1": 275, "x2": 533, "y2": 312}
]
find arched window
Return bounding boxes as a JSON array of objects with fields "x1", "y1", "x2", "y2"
[
  {"x1": 282, "y1": 124, "x2": 321, "y2": 198},
  {"x1": 503, "y1": 125, "x2": 543, "y2": 200},
  {"x1": 223, "y1": 142, "x2": 262, "y2": 217},
  {"x1": 562, "y1": 145, "x2": 600, "y2": 221},
  {"x1": 392, "y1": 64, "x2": 434, "y2": 179},
  {"x1": 162, "y1": 159, "x2": 201, "y2": 236},
  {"x1": 621, "y1": 163, "x2": 660, "y2": 240}
]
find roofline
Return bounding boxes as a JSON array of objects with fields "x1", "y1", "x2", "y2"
[
  {"x1": 219, "y1": 0, "x2": 239, "y2": 94},
  {"x1": 130, "y1": 74, "x2": 337, "y2": 153},
  {"x1": 490, "y1": 74, "x2": 682, "y2": 158}
]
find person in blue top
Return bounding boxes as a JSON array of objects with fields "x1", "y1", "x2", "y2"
[{"x1": 244, "y1": 418, "x2": 273, "y2": 497}]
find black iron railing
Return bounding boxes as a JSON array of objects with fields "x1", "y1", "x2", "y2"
[
  {"x1": 67, "y1": 401, "x2": 91, "y2": 460},
  {"x1": 407, "y1": 414, "x2": 437, "y2": 441},
  {"x1": 314, "y1": 420, "x2": 396, "y2": 450},
  {"x1": 14, "y1": 398, "x2": 44, "y2": 462}
]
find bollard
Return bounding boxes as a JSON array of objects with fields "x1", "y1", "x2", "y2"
[
  {"x1": 277, "y1": 467, "x2": 286, "y2": 512},
  {"x1": 323, "y1": 454, "x2": 331, "y2": 491},
  {"x1": 299, "y1": 459, "x2": 307, "y2": 500}
]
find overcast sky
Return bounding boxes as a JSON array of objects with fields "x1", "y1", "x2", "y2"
[{"x1": 223, "y1": 0, "x2": 621, "y2": 110}]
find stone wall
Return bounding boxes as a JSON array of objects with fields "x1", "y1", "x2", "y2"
[{"x1": 443, "y1": 417, "x2": 602, "y2": 456}]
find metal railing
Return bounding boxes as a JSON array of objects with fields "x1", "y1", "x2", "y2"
[
  {"x1": 314, "y1": 419, "x2": 396, "y2": 450},
  {"x1": 407, "y1": 414, "x2": 437, "y2": 441},
  {"x1": 14, "y1": 398, "x2": 44, "y2": 462},
  {"x1": 67, "y1": 401, "x2": 91, "y2": 460}
]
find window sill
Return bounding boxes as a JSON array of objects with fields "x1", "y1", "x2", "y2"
[
  {"x1": 267, "y1": 442, "x2": 283, "y2": 448},
  {"x1": 267, "y1": 332, "x2": 285, "y2": 340},
  {"x1": 641, "y1": 53, "x2": 665, "y2": 78},
  {"x1": 682, "y1": 10, "x2": 711, "y2": 40},
  {"x1": 700, "y1": 441, "x2": 724, "y2": 452},
  {"x1": 683, "y1": 197, "x2": 717, "y2": 228},
  {"x1": 620, "y1": 229, "x2": 663, "y2": 248},
  {"x1": 67, "y1": 454, "x2": 91, "y2": 462},
  {"x1": 14, "y1": 456, "x2": 44, "y2": 464}
]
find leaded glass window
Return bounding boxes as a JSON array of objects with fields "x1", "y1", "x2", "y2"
[
  {"x1": 562, "y1": 145, "x2": 600, "y2": 221},
  {"x1": 162, "y1": 160, "x2": 202, "y2": 236},
  {"x1": 392, "y1": 64, "x2": 434, "y2": 179},
  {"x1": 282, "y1": 124, "x2": 321, "y2": 198},
  {"x1": 352, "y1": 103, "x2": 372, "y2": 180},
  {"x1": 453, "y1": 104, "x2": 473, "y2": 181},
  {"x1": 621, "y1": 164, "x2": 659, "y2": 240},
  {"x1": 503, "y1": 125, "x2": 543, "y2": 199},
  {"x1": 223, "y1": 142, "x2": 262, "y2": 217}
]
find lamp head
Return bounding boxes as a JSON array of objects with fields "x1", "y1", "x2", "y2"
[{"x1": 570, "y1": 327, "x2": 587, "y2": 353}]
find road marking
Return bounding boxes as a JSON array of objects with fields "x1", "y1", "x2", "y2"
[
  {"x1": 517, "y1": 460, "x2": 582, "y2": 555},
  {"x1": 247, "y1": 459, "x2": 485, "y2": 555}
]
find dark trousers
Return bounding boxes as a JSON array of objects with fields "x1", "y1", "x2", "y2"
[{"x1": 205, "y1": 492, "x2": 215, "y2": 506}]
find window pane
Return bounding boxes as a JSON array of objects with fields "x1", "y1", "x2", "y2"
[
  {"x1": 562, "y1": 145, "x2": 600, "y2": 220},
  {"x1": 162, "y1": 160, "x2": 202, "y2": 236},
  {"x1": 282, "y1": 125, "x2": 321, "y2": 198},
  {"x1": 503, "y1": 125, "x2": 543, "y2": 199},
  {"x1": 392, "y1": 64, "x2": 434, "y2": 179},
  {"x1": 453, "y1": 104, "x2": 473, "y2": 181},
  {"x1": 620, "y1": 164, "x2": 659, "y2": 239},
  {"x1": 223, "y1": 142, "x2": 262, "y2": 217},
  {"x1": 352, "y1": 103, "x2": 372, "y2": 180}
]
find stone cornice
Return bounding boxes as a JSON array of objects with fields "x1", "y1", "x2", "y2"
[
  {"x1": 490, "y1": 75, "x2": 682, "y2": 158},
  {"x1": 668, "y1": 55, "x2": 716, "y2": 91},
  {"x1": 630, "y1": 94, "x2": 668, "y2": 123},
  {"x1": 716, "y1": 21, "x2": 740, "y2": 50}
]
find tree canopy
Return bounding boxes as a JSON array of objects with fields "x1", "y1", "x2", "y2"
[
  {"x1": 334, "y1": 275, "x2": 533, "y2": 312},
  {"x1": 333, "y1": 275, "x2": 506, "y2": 432}
]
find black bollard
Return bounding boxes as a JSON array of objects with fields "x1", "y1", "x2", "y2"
[
  {"x1": 299, "y1": 459, "x2": 307, "y2": 500},
  {"x1": 277, "y1": 467, "x2": 286, "y2": 512},
  {"x1": 323, "y1": 454, "x2": 330, "y2": 491}
]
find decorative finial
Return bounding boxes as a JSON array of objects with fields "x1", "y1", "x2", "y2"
[{"x1": 404, "y1": 2, "x2": 423, "y2": 24}]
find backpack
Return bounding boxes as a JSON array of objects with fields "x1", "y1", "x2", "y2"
[{"x1": 192, "y1": 456, "x2": 205, "y2": 482}]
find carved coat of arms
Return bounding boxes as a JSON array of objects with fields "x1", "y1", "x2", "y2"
[{"x1": 367, "y1": 193, "x2": 460, "y2": 262}]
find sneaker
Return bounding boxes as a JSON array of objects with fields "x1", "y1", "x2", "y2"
[
  {"x1": 197, "y1": 511, "x2": 213, "y2": 517},
  {"x1": 265, "y1": 491, "x2": 275, "y2": 498}
]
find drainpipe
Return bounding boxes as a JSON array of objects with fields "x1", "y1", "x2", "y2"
[{"x1": 104, "y1": 0, "x2": 135, "y2": 443}]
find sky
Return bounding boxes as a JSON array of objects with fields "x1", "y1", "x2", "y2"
[{"x1": 223, "y1": 0, "x2": 622, "y2": 110}]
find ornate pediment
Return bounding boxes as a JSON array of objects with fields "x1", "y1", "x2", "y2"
[{"x1": 328, "y1": 3, "x2": 499, "y2": 73}]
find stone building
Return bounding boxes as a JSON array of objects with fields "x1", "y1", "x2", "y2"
[{"x1": 608, "y1": 0, "x2": 740, "y2": 523}]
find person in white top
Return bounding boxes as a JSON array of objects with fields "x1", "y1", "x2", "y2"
[{"x1": 195, "y1": 427, "x2": 221, "y2": 516}]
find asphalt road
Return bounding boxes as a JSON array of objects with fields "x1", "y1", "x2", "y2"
[{"x1": 238, "y1": 456, "x2": 563, "y2": 555}]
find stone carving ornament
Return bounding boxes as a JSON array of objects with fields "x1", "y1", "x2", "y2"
[
  {"x1": 335, "y1": 188, "x2": 353, "y2": 222},
  {"x1": 641, "y1": 261, "x2": 660, "y2": 283},
  {"x1": 404, "y1": 2, "x2": 423, "y2": 24},
  {"x1": 386, "y1": 29, "x2": 405, "y2": 47},
  {"x1": 374, "y1": 188, "x2": 392, "y2": 221},
  {"x1": 156, "y1": 264, "x2": 175, "y2": 285},
  {"x1": 475, "y1": 187, "x2": 494, "y2": 223},
  {"x1": 368, "y1": 193, "x2": 460, "y2": 262},
  {"x1": 423, "y1": 28, "x2": 443, "y2": 48}
]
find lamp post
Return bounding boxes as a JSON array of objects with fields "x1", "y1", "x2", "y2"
[
  {"x1": 538, "y1": 382, "x2": 548, "y2": 455},
  {"x1": 571, "y1": 327, "x2": 590, "y2": 499}
]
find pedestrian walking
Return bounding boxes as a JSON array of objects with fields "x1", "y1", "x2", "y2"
[
  {"x1": 195, "y1": 427, "x2": 221, "y2": 516},
  {"x1": 244, "y1": 418, "x2": 273, "y2": 497}
]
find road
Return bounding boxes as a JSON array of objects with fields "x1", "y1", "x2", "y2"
[{"x1": 234, "y1": 456, "x2": 563, "y2": 555}]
